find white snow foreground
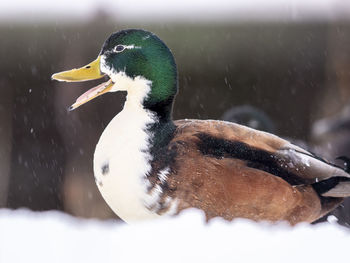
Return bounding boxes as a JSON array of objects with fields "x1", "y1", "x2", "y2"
[{"x1": 0, "y1": 209, "x2": 349, "y2": 263}]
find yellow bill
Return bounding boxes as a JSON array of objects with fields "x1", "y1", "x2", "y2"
[
  {"x1": 52, "y1": 56, "x2": 115, "y2": 111},
  {"x1": 51, "y1": 56, "x2": 105, "y2": 82}
]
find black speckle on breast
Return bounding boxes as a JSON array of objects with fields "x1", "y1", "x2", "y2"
[{"x1": 101, "y1": 162, "x2": 109, "y2": 176}]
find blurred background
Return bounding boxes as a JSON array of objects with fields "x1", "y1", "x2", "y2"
[{"x1": 0, "y1": 0, "x2": 350, "y2": 225}]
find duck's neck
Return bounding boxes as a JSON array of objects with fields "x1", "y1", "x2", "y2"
[
  {"x1": 144, "y1": 102, "x2": 176, "y2": 157},
  {"x1": 123, "y1": 77, "x2": 176, "y2": 156}
]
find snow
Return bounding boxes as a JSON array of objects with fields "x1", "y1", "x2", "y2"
[{"x1": 0, "y1": 208, "x2": 349, "y2": 263}]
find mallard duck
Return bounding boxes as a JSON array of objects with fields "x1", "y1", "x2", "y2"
[{"x1": 52, "y1": 29, "x2": 350, "y2": 224}]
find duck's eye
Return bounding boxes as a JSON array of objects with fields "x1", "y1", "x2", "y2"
[{"x1": 114, "y1": 45, "x2": 125, "y2": 53}]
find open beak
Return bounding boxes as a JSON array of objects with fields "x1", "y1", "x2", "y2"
[{"x1": 52, "y1": 56, "x2": 114, "y2": 110}]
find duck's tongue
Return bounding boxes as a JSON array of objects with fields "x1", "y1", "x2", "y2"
[{"x1": 69, "y1": 79, "x2": 114, "y2": 111}]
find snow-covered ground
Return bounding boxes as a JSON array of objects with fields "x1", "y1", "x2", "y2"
[{"x1": 0, "y1": 209, "x2": 349, "y2": 263}]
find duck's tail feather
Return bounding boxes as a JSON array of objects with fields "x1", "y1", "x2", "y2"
[
  {"x1": 321, "y1": 180, "x2": 350, "y2": 197},
  {"x1": 313, "y1": 156, "x2": 350, "y2": 198}
]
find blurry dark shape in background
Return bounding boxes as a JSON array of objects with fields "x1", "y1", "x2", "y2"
[
  {"x1": 0, "y1": 12, "x2": 350, "y2": 225},
  {"x1": 221, "y1": 105, "x2": 276, "y2": 133}
]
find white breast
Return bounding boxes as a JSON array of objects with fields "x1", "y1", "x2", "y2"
[
  {"x1": 92, "y1": 73, "x2": 164, "y2": 223},
  {"x1": 92, "y1": 74, "x2": 180, "y2": 222},
  {"x1": 93, "y1": 99, "x2": 161, "y2": 223}
]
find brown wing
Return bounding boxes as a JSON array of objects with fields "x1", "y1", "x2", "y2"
[
  {"x1": 174, "y1": 119, "x2": 350, "y2": 183},
  {"x1": 160, "y1": 119, "x2": 349, "y2": 224}
]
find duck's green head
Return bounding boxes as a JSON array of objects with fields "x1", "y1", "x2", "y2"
[{"x1": 52, "y1": 29, "x2": 178, "y2": 117}]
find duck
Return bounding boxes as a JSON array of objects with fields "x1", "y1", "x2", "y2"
[{"x1": 52, "y1": 29, "x2": 350, "y2": 225}]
